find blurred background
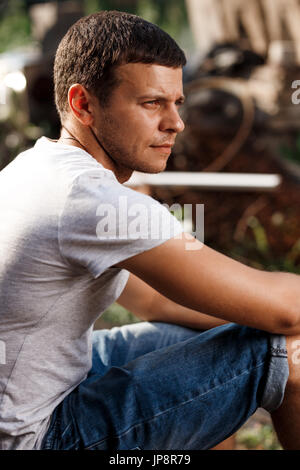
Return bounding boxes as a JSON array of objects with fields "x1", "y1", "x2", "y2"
[{"x1": 1, "y1": 0, "x2": 300, "y2": 450}]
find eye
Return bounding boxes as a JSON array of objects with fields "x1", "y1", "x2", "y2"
[
  {"x1": 176, "y1": 100, "x2": 184, "y2": 109},
  {"x1": 144, "y1": 100, "x2": 160, "y2": 108}
]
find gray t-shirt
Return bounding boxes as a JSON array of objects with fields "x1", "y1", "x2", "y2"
[{"x1": 0, "y1": 137, "x2": 183, "y2": 450}]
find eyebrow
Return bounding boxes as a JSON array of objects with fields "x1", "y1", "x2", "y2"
[{"x1": 138, "y1": 94, "x2": 186, "y2": 104}]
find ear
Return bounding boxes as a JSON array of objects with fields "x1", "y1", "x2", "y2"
[{"x1": 67, "y1": 84, "x2": 93, "y2": 126}]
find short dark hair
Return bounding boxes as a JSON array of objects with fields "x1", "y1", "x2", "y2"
[{"x1": 53, "y1": 10, "x2": 186, "y2": 122}]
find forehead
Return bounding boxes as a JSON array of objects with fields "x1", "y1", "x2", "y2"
[{"x1": 115, "y1": 63, "x2": 183, "y2": 99}]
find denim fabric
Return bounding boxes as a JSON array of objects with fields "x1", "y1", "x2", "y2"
[{"x1": 40, "y1": 322, "x2": 289, "y2": 450}]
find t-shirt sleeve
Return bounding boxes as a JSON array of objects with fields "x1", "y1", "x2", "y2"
[{"x1": 58, "y1": 170, "x2": 184, "y2": 278}]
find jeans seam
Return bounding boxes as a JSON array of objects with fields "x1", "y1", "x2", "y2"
[
  {"x1": 84, "y1": 360, "x2": 266, "y2": 449},
  {"x1": 41, "y1": 413, "x2": 61, "y2": 449},
  {"x1": 59, "y1": 392, "x2": 83, "y2": 449},
  {"x1": 61, "y1": 421, "x2": 73, "y2": 439}
]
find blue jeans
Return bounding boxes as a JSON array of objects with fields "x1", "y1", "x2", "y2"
[{"x1": 40, "y1": 322, "x2": 289, "y2": 450}]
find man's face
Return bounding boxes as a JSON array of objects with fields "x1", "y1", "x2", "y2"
[{"x1": 92, "y1": 63, "x2": 185, "y2": 174}]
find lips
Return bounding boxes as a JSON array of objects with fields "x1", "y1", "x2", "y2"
[
  {"x1": 151, "y1": 143, "x2": 174, "y2": 148},
  {"x1": 150, "y1": 145, "x2": 173, "y2": 155}
]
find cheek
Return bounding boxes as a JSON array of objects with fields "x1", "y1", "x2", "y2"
[
  {"x1": 103, "y1": 105, "x2": 158, "y2": 149},
  {"x1": 121, "y1": 114, "x2": 156, "y2": 144}
]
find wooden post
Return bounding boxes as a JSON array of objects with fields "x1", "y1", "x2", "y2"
[
  {"x1": 236, "y1": 0, "x2": 267, "y2": 55},
  {"x1": 186, "y1": 0, "x2": 300, "y2": 63},
  {"x1": 185, "y1": 0, "x2": 228, "y2": 54},
  {"x1": 283, "y1": 0, "x2": 300, "y2": 63},
  {"x1": 262, "y1": 0, "x2": 300, "y2": 63},
  {"x1": 186, "y1": 0, "x2": 268, "y2": 55},
  {"x1": 261, "y1": 0, "x2": 283, "y2": 41}
]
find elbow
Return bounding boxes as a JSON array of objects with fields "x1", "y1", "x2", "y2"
[
  {"x1": 269, "y1": 272, "x2": 300, "y2": 336},
  {"x1": 272, "y1": 309, "x2": 300, "y2": 336}
]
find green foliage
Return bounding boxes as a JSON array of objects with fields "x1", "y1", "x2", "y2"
[
  {"x1": 236, "y1": 423, "x2": 282, "y2": 450},
  {"x1": 137, "y1": 0, "x2": 188, "y2": 40},
  {"x1": 84, "y1": 0, "x2": 101, "y2": 15},
  {"x1": 247, "y1": 216, "x2": 270, "y2": 255},
  {"x1": 279, "y1": 134, "x2": 300, "y2": 164},
  {"x1": 227, "y1": 216, "x2": 300, "y2": 275},
  {"x1": 0, "y1": 0, "x2": 32, "y2": 53},
  {"x1": 0, "y1": 0, "x2": 189, "y2": 54},
  {"x1": 101, "y1": 302, "x2": 140, "y2": 326},
  {"x1": 85, "y1": 0, "x2": 188, "y2": 41},
  {"x1": 98, "y1": 0, "x2": 138, "y2": 15}
]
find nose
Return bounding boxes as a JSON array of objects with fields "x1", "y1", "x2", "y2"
[{"x1": 159, "y1": 105, "x2": 185, "y2": 134}]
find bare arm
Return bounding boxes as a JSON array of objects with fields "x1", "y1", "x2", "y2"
[
  {"x1": 116, "y1": 234, "x2": 300, "y2": 335},
  {"x1": 117, "y1": 272, "x2": 228, "y2": 330}
]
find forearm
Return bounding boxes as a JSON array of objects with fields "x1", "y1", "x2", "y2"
[
  {"x1": 118, "y1": 237, "x2": 300, "y2": 336},
  {"x1": 149, "y1": 270, "x2": 300, "y2": 335},
  {"x1": 152, "y1": 270, "x2": 300, "y2": 335},
  {"x1": 118, "y1": 241, "x2": 300, "y2": 335},
  {"x1": 145, "y1": 291, "x2": 228, "y2": 330},
  {"x1": 150, "y1": 269, "x2": 300, "y2": 335},
  {"x1": 117, "y1": 272, "x2": 227, "y2": 330}
]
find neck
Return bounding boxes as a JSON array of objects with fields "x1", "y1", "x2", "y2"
[{"x1": 58, "y1": 124, "x2": 133, "y2": 183}]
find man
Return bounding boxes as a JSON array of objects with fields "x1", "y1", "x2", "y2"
[{"x1": 0, "y1": 10, "x2": 300, "y2": 451}]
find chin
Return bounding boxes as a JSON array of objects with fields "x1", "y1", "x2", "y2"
[
  {"x1": 139, "y1": 166, "x2": 166, "y2": 174},
  {"x1": 136, "y1": 160, "x2": 168, "y2": 174}
]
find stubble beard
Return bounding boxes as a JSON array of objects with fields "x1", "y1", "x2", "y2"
[{"x1": 95, "y1": 117, "x2": 168, "y2": 175}]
